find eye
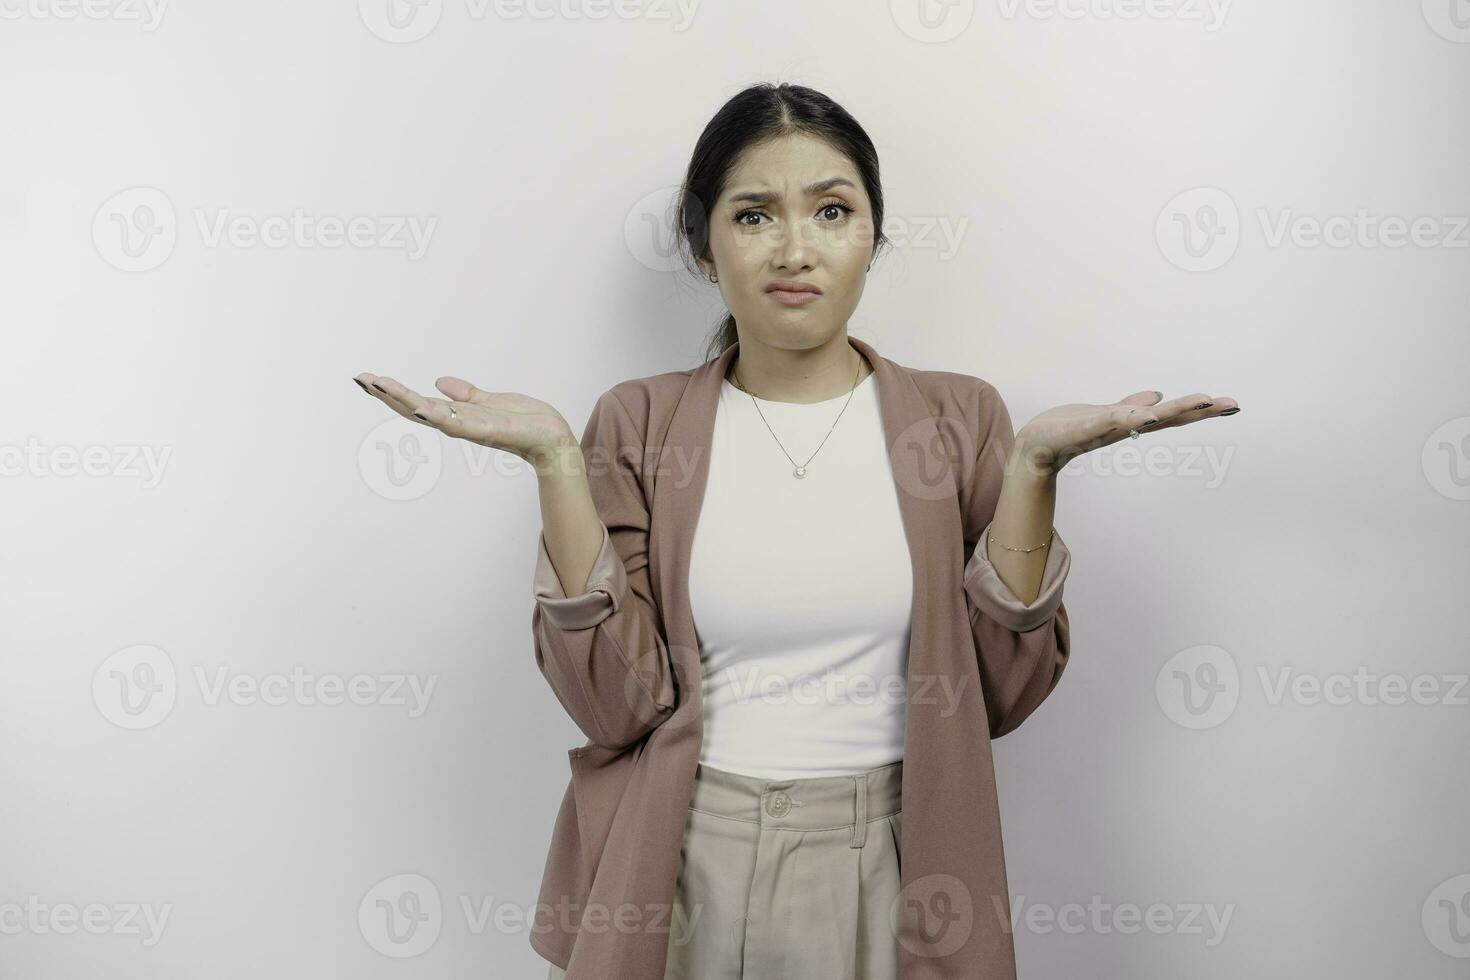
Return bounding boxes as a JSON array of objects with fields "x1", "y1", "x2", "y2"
[
  {"x1": 816, "y1": 200, "x2": 854, "y2": 221},
  {"x1": 733, "y1": 200, "x2": 855, "y2": 227}
]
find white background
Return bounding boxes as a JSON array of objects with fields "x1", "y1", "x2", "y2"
[{"x1": 2, "y1": 0, "x2": 1468, "y2": 976}]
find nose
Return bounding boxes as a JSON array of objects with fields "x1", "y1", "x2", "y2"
[{"x1": 772, "y1": 222, "x2": 817, "y2": 272}]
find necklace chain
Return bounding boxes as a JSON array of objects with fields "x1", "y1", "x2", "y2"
[{"x1": 731, "y1": 352, "x2": 865, "y2": 479}]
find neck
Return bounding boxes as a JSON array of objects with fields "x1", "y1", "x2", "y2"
[{"x1": 727, "y1": 333, "x2": 871, "y2": 404}]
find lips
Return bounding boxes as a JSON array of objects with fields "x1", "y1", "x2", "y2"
[
  {"x1": 767, "y1": 287, "x2": 822, "y2": 307},
  {"x1": 765, "y1": 280, "x2": 821, "y2": 294}
]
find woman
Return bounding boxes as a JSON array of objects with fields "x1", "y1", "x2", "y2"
[{"x1": 354, "y1": 83, "x2": 1238, "y2": 979}]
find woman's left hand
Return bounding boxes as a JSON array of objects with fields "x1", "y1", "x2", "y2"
[{"x1": 1011, "y1": 389, "x2": 1241, "y2": 478}]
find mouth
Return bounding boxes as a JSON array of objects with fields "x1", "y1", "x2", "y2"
[
  {"x1": 765, "y1": 281, "x2": 822, "y2": 307},
  {"x1": 768, "y1": 289, "x2": 821, "y2": 307}
]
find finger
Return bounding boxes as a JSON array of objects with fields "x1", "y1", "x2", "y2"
[
  {"x1": 1141, "y1": 392, "x2": 1228, "y2": 432},
  {"x1": 1112, "y1": 404, "x2": 1162, "y2": 434},
  {"x1": 1118, "y1": 390, "x2": 1164, "y2": 407},
  {"x1": 1171, "y1": 396, "x2": 1241, "y2": 427},
  {"x1": 436, "y1": 375, "x2": 498, "y2": 407},
  {"x1": 355, "y1": 372, "x2": 414, "y2": 418},
  {"x1": 1151, "y1": 392, "x2": 1214, "y2": 421},
  {"x1": 412, "y1": 398, "x2": 467, "y2": 428},
  {"x1": 364, "y1": 375, "x2": 453, "y2": 430},
  {"x1": 369, "y1": 375, "x2": 432, "y2": 417}
]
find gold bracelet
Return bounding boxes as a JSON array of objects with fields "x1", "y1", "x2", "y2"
[{"x1": 988, "y1": 529, "x2": 1054, "y2": 553}]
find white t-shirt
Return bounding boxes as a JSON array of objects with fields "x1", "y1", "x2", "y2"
[{"x1": 687, "y1": 370, "x2": 914, "y2": 779}]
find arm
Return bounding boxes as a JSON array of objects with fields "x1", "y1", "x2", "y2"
[
  {"x1": 531, "y1": 389, "x2": 676, "y2": 750},
  {"x1": 958, "y1": 381, "x2": 1073, "y2": 739}
]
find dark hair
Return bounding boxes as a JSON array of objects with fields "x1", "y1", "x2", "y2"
[{"x1": 672, "y1": 83, "x2": 890, "y2": 364}]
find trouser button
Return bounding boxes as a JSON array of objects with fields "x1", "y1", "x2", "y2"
[{"x1": 766, "y1": 791, "x2": 792, "y2": 817}]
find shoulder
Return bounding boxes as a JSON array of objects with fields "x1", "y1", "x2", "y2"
[
  {"x1": 583, "y1": 367, "x2": 697, "y2": 445},
  {"x1": 895, "y1": 363, "x2": 1010, "y2": 432}
]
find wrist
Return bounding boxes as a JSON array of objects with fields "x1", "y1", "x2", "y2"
[
  {"x1": 529, "y1": 433, "x2": 585, "y2": 480},
  {"x1": 1005, "y1": 442, "x2": 1058, "y2": 485}
]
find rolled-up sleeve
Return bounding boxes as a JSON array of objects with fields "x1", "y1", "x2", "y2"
[
  {"x1": 965, "y1": 520, "x2": 1071, "y2": 634},
  {"x1": 533, "y1": 523, "x2": 626, "y2": 630}
]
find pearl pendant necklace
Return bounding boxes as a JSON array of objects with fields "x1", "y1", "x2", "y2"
[{"x1": 731, "y1": 352, "x2": 865, "y2": 480}]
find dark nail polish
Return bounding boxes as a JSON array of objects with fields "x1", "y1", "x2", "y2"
[
  {"x1": 1195, "y1": 402, "x2": 1212, "y2": 410},
  {"x1": 354, "y1": 378, "x2": 370, "y2": 392},
  {"x1": 1219, "y1": 407, "x2": 1240, "y2": 416},
  {"x1": 372, "y1": 382, "x2": 387, "y2": 393},
  {"x1": 413, "y1": 411, "x2": 427, "y2": 420}
]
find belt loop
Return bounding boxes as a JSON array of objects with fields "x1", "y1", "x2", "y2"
[{"x1": 850, "y1": 773, "x2": 868, "y2": 848}]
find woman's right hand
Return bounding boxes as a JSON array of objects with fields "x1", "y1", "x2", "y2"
[{"x1": 353, "y1": 373, "x2": 578, "y2": 473}]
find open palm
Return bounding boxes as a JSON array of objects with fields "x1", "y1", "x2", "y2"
[
  {"x1": 1013, "y1": 389, "x2": 1241, "y2": 476},
  {"x1": 353, "y1": 372, "x2": 575, "y2": 469}
]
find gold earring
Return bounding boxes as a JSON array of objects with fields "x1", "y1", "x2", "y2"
[{"x1": 709, "y1": 272, "x2": 718, "y2": 283}]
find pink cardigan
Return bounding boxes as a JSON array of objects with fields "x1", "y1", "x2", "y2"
[{"x1": 529, "y1": 335, "x2": 1072, "y2": 978}]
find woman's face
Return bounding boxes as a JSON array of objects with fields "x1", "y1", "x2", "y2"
[{"x1": 698, "y1": 132, "x2": 876, "y2": 351}]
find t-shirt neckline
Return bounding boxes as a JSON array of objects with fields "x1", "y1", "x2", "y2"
[{"x1": 722, "y1": 370, "x2": 874, "y2": 407}]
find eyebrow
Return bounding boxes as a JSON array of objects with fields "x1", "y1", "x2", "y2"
[{"x1": 727, "y1": 177, "x2": 857, "y2": 206}]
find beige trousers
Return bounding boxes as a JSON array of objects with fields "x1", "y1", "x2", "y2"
[{"x1": 546, "y1": 758, "x2": 903, "y2": 980}]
